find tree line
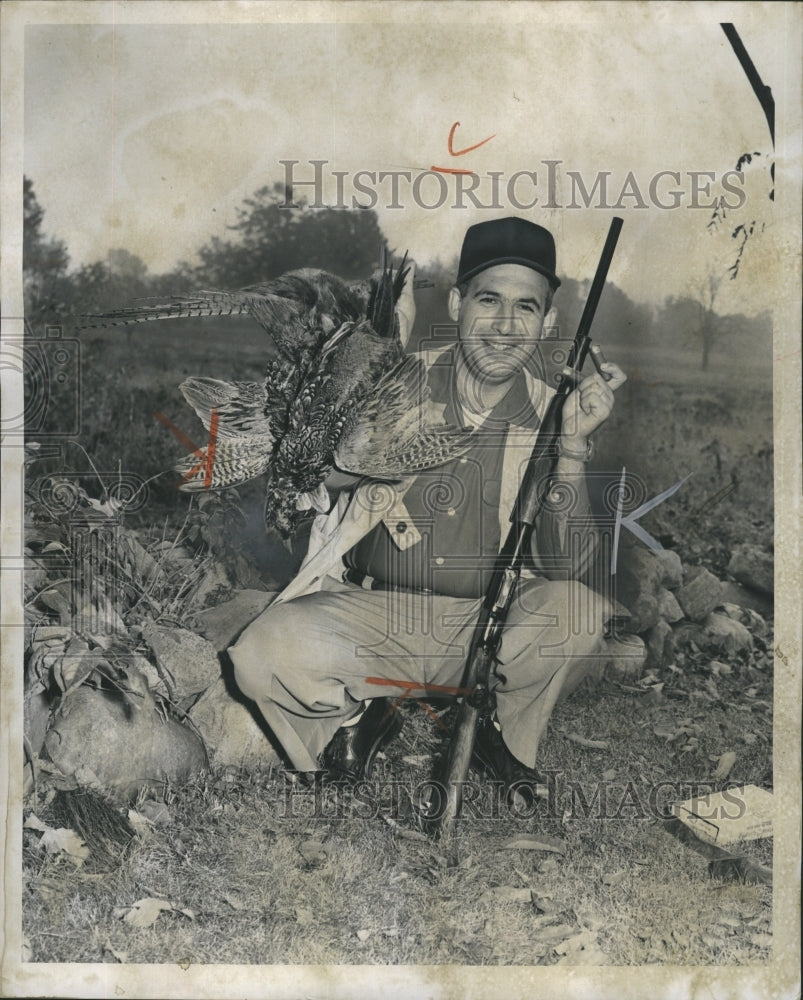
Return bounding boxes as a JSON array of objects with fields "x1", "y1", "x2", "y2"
[{"x1": 23, "y1": 177, "x2": 769, "y2": 371}]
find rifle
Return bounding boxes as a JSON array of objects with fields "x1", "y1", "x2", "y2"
[{"x1": 430, "y1": 217, "x2": 624, "y2": 862}]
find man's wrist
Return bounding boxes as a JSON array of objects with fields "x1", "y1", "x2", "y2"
[{"x1": 557, "y1": 435, "x2": 593, "y2": 462}]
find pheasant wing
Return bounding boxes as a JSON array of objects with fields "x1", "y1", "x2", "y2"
[
  {"x1": 179, "y1": 377, "x2": 272, "y2": 439},
  {"x1": 333, "y1": 355, "x2": 473, "y2": 477},
  {"x1": 174, "y1": 377, "x2": 274, "y2": 492}
]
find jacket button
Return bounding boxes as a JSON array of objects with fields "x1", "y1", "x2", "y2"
[{"x1": 396, "y1": 521, "x2": 407, "y2": 533}]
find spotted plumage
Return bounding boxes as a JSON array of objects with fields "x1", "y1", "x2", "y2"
[{"x1": 87, "y1": 251, "x2": 473, "y2": 536}]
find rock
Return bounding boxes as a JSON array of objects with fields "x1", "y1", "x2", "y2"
[
  {"x1": 676, "y1": 566, "x2": 723, "y2": 623},
  {"x1": 719, "y1": 580, "x2": 773, "y2": 618},
  {"x1": 141, "y1": 623, "x2": 221, "y2": 701},
  {"x1": 602, "y1": 633, "x2": 647, "y2": 681},
  {"x1": 25, "y1": 686, "x2": 53, "y2": 757},
  {"x1": 645, "y1": 619, "x2": 675, "y2": 668},
  {"x1": 727, "y1": 544, "x2": 773, "y2": 596},
  {"x1": 189, "y1": 589, "x2": 277, "y2": 652},
  {"x1": 188, "y1": 678, "x2": 281, "y2": 768},
  {"x1": 700, "y1": 613, "x2": 754, "y2": 657},
  {"x1": 44, "y1": 686, "x2": 207, "y2": 802},
  {"x1": 618, "y1": 592, "x2": 659, "y2": 634},
  {"x1": 655, "y1": 549, "x2": 683, "y2": 590},
  {"x1": 614, "y1": 548, "x2": 683, "y2": 632},
  {"x1": 657, "y1": 588, "x2": 684, "y2": 624}
]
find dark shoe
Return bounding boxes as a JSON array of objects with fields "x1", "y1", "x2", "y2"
[
  {"x1": 471, "y1": 716, "x2": 546, "y2": 809},
  {"x1": 321, "y1": 698, "x2": 403, "y2": 782}
]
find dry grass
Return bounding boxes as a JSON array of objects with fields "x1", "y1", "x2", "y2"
[{"x1": 23, "y1": 659, "x2": 773, "y2": 966}]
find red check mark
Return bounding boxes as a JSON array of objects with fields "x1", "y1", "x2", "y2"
[{"x1": 432, "y1": 121, "x2": 496, "y2": 175}]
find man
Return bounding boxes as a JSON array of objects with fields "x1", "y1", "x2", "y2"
[{"x1": 230, "y1": 217, "x2": 626, "y2": 801}]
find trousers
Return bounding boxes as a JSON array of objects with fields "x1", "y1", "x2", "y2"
[{"x1": 230, "y1": 574, "x2": 610, "y2": 772}]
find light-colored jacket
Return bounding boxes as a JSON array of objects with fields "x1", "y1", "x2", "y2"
[{"x1": 272, "y1": 365, "x2": 559, "y2": 607}]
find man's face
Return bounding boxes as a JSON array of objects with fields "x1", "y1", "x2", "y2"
[{"x1": 448, "y1": 264, "x2": 556, "y2": 386}]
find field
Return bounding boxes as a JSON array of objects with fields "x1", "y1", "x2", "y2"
[{"x1": 21, "y1": 310, "x2": 775, "y2": 966}]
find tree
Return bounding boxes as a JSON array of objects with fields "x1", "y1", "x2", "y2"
[
  {"x1": 695, "y1": 272, "x2": 722, "y2": 372},
  {"x1": 190, "y1": 183, "x2": 387, "y2": 288},
  {"x1": 23, "y1": 177, "x2": 70, "y2": 325}
]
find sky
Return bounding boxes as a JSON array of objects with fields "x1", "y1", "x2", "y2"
[{"x1": 22, "y1": 10, "x2": 795, "y2": 317}]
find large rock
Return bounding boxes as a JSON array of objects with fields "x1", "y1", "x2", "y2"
[
  {"x1": 645, "y1": 619, "x2": 675, "y2": 668},
  {"x1": 614, "y1": 548, "x2": 666, "y2": 632},
  {"x1": 189, "y1": 589, "x2": 276, "y2": 651},
  {"x1": 699, "y1": 612, "x2": 754, "y2": 657},
  {"x1": 189, "y1": 677, "x2": 281, "y2": 768},
  {"x1": 141, "y1": 623, "x2": 222, "y2": 701},
  {"x1": 676, "y1": 566, "x2": 723, "y2": 622},
  {"x1": 655, "y1": 549, "x2": 683, "y2": 590},
  {"x1": 44, "y1": 685, "x2": 207, "y2": 802},
  {"x1": 719, "y1": 580, "x2": 773, "y2": 618},
  {"x1": 727, "y1": 544, "x2": 773, "y2": 596},
  {"x1": 656, "y1": 587, "x2": 684, "y2": 624}
]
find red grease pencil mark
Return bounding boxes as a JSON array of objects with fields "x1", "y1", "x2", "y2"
[
  {"x1": 431, "y1": 121, "x2": 496, "y2": 175},
  {"x1": 365, "y1": 676, "x2": 472, "y2": 731},
  {"x1": 154, "y1": 408, "x2": 219, "y2": 488}
]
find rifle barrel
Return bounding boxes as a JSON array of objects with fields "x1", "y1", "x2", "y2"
[{"x1": 571, "y1": 216, "x2": 624, "y2": 364}]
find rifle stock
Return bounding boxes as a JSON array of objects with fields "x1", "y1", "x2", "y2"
[{"x1": 433, "y1": 218, "x2": 623, "y2": 862}]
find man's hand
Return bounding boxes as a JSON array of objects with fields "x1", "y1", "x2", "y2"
[
  {"x1": 560, "y1": 362, "x2": 626, "y2": 445},
  {"x1": 396, "y1": 258, "x2": 417, "y2": 346}
]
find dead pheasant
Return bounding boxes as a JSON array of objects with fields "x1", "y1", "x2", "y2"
[{"x1": 87, "y1": 253, "x2": 472, "y2": 535}]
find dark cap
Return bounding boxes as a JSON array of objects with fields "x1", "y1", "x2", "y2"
[{"x1": 456, "y1": 217, "x2": 560, "y2": 289}]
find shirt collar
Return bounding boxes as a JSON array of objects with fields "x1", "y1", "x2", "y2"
[{"x1": 428, "y1": 348, "x2": 541, "y2": 430}]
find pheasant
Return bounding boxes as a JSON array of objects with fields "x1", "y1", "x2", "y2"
[{"x1": 88, "y1": 253, "x2": 472, "y2": 535}]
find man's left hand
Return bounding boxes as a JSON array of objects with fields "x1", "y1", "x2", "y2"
[{"x1": 560, "y1": 362, "x2": 626, "y2": 444}]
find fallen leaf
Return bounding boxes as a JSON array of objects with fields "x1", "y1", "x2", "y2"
[
  {"x1": 503, "y1": 834, "x2": 565, "y2": 854},
  {"x1": 396, "y1": 828, "x2": 429, "y2": 843},
  {"x1": 565, "y1": 733, "x2": 610, "y2": 750},
  {"x1": 601, "y1": 871, "x2": 626, "y2": 887},
  {"x1": 602, "y1": 769, "x2": 617, "y2": 781},
  {"x1": 298, "y1": 840, "x2": 328, "y2": 866},
  {"x1": 653, "y1": 722, "x2": 678, "y2": 740},
  {"x1": 554, "y1": 929, "x2": 599, "y2": 956},
  {"x1": 401, "y1": 755, "x2": 431, "y2": 766},
  {"x1": 138, "y1": 800, "x2": 171, "y2": 827},
  {"x1": 713, "y1": 751, "x2": 737, "y2": 781},
  {"x1": 40, "y1": 827, "x2": 90, "y2": 866},
  {"x1": 24, "y1": 813, "x2": 48, "y2": 832},
  {"x1": 478, "y1": 886, "x2": 533, "y2": 905},
  {"x1": 718, "y1": 915, "x2": 742, "y2": 930},
  {"x1": 743, "y1": 733, "x2": 758, "y2": 745},
  {"x1": 22, "y1": 935, "x2": 33, "y2": 962},
  {"x1": 294, "y1": 906, "x2": 314, "y2": 926},
  {"x1": 103, "y1": 940, "x2": 129, "y2": 963},
  {"x1": 224, "y1": 892, "x2": 246, "y2": 911},
  {"x1": 356, "y1": 929, "x2": 372, "y2": 942},
  {"x1": 118, "y1": 897, "x2": 175, "y2": 928},
  {"x1": 535, "y1": 922, "x2": 575, "y2": 943}
]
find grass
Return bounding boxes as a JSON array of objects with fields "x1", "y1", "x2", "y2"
[{"x1": 23, "y1": 654, "x2": 773, "y2": 965}]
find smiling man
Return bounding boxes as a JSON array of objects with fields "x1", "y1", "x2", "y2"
[{"x1": 230, "y1": 216, "x2": 626, "y2": 806}]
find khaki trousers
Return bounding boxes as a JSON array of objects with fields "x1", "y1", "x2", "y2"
[{"x1": 230, "y1": 575, "x2": 609, "y2": 772}]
